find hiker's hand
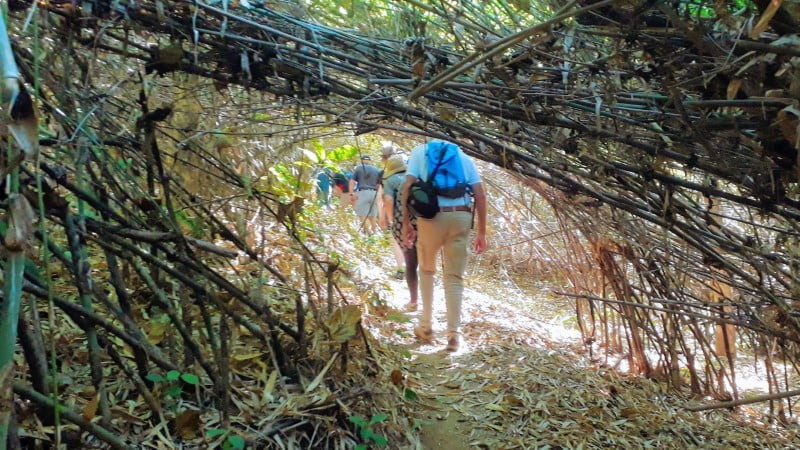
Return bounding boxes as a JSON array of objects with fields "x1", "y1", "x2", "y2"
[
  {"x1": 473, "y1": 232, "x2": 487, "y2": 254},
  {"x1": 402, "y1": 221, "x2": 416, "y2": 248}
]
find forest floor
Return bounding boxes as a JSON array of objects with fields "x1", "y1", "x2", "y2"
[
  {"x1": 362, "y1": 272, "x2": 797, "y2": 449},
  {"x1": 316, "y1": 205, "x2": 797, "y2": 449}
]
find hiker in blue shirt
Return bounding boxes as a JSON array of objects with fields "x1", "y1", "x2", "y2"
[
  {"x1": 315, "y1": 168, "x2": 332, "y2": 206},
  {"x1": 401, "y1": 140, "x2": 488, "y2": 352}
]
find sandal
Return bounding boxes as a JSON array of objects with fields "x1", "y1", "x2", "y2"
[
  {"x1": 393, "y1": 269, "x2": 405, "y2": 280},
  {"x1": 446, "y1": 333, "x2": 460, "y2": 353},
  {"x1": 413, "y1": 326, "x2": 433, "y2": 343},
  {"x1": 404, "y1": 301, "x2": 418, "y2": 312}
]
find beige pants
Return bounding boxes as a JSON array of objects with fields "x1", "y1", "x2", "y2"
[{"x1": 416, "y1": 211, "x2": 471, "y2": 333}]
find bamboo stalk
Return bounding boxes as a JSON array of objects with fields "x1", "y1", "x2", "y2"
[
  {"x1": 407, "y1": 0, "x2": 613, "y2": 100},
  {"x1": 12, "y1": 382, "x2": 131, "y2": 450}
]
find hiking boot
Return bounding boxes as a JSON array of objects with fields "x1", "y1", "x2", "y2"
[
  {"x1": 414, "y1": 326, "x2": 433, "y2": 343},
  {"x1": 446, "y1": 333, "x2": 460, "y2": 353}
]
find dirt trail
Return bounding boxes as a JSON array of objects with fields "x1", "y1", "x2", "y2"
[{"x1": 367, "y1": 276, "x2": 794, "y2": 449}]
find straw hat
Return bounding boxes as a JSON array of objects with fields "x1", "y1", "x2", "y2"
[{"x1": 383, "y1": 154, "x2": 406, "y2": 178}]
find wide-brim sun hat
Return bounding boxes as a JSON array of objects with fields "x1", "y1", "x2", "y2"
[{"x1": 383, "y1": 154, "x2": 406, "y2": 178}]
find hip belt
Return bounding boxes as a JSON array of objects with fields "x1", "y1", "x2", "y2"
[{"x1": 439, "y1": 205, "x2": 471, "y2": 212}]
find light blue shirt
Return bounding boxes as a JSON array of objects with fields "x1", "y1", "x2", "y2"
[{"x1": 406, "y1": 140, "x2": 481, "y2": 208}]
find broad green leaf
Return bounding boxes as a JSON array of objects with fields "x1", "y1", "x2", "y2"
[
  {"x1": 167, "y1": 370, "x2": 181, "y2": 381},
  {"x1": 206, "y1": 428, "x2": 228, "y2": 438},
  {"x1": 348, "y1": 416, "x2": 367, "y2": 427},
  {"x1": 372, "y1": 434, "x2": 388, "y2": 446},
  {"x1": 167, "y1": 386, "x2": 183, "y2": 397},
  {"x1": 404, "y1": 388, "x2": 419, "y2": 401},
  {"x1": 227, "y1": 435, "x2": 245, "y2": 449},
  {"x1": 181, "y1": 373, "x2": 200, "y2": 385},
  {"x1": 145, "y1": 373, "x2": 165, "y2": 383},
  {"x1": 369, "y1": 414, "x2": 388, "y2": 425}
]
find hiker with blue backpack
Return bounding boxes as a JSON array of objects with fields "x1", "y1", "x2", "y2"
[{"x1": 400, "y1": 140, "x2": 488, "y2": 352}]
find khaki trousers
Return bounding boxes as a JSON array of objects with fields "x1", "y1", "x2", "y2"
[{"x1": 416, "y1": 211, "x2": 472, "y2": 333}]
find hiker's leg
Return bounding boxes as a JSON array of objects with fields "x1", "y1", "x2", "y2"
[
  {"x1": 441, "y1": 211, "x2": 471, "y2": 334},
  {"x1": 404, "y1": 244, "x2": 419, "y2": 304},
  {"x1": 416, "y1": 217, "x2": 444, "y2": 330},
  {"x1": 391, "y1": 239, "x2": 405, "y2": 270}
]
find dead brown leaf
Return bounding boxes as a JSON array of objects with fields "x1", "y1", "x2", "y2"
[
  {"x1": 174, "y1": 409, "x2": 202, "y2": 440},
  {"x1": 82, "y1": 392, "x2": 100, "y2": 421}
]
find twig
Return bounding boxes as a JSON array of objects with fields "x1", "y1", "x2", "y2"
[{"x1": 686, "y1": 388, "x2": 800, "y2": 412}]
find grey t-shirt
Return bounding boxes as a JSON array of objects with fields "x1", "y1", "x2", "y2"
[{"x1": 351, "y1": 163, "x2": 381, "y2": 190}]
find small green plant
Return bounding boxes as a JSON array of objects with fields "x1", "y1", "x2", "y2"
[
  {"x1": 146, "y1": 370, "x2": 200, "y2": 398},
  {"x1": 348, "y1": 414, "x2": 388, "y2": 449},
  {"x1": 206, "y1": 428, "x2": 246, "y2": 450}
]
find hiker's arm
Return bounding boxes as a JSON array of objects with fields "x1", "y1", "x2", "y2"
[
  {"x1": 400, "y1": 175, "x2": 417, "y2": 247},
  {"x1": 473, "y1": 182, "x2": 487, "y2": 254},
  {"x1": 381, "y1": 194, "x2": 393, "y2": 227}
]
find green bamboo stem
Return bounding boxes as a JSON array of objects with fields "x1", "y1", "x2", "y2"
[
  {"x1": 0, "y1": 7, "x2": 24, "y2": 447},
  {"x1": 0, "y1": 252, "x2": 24, "y2": 449}
]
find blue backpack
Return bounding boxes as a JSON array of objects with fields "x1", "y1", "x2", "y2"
[
  {"x1": 425, "y1": 141, "x2": 468, "y2": 198},
  {"x1": 407, "y1": 141, "x2": 469, "y2": 219}
]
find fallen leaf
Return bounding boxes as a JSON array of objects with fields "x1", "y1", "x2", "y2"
[
  {"x1": 82, "y1": 393, "x2": 100, "y2": 421},
  {"x1": 726, "y1": 79, "x2": 742, "y2": 100},
  {"x1": 174, "y1": 409, "x2": 201, "y2": 440},
  {"x1": 750, "y1": 0, "x2": 783, "y2": 39},
  {"x1": 325, "y1": 305, "x2": 361, "y2": 343},
  {"x1": 390, "y1": 369, "x2": 404, "y2": 386}
]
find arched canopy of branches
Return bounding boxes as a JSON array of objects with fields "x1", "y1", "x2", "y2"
[{"x1": 3, "y1": 0, "x2": 800, "y2": 447}]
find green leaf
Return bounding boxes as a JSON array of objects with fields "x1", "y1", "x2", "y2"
[
  {"x1": 369, "y1": 414, "x2": 388, "y2": 425},
  {"x1": 360, "y1": 427, "x2": 372, "y2": 441},
  {"x1": 371, "y1": 434, "x2": 388, "y2": 446},
  {"x1": 227, "y1": 435, "x2": 245, "y2": 449},
  {"x1": 167, "y1": 386, "x2": 183, "y2": 397},
  {"x1": 181, "y1": 373, "x2": 200, "y2": 385},
  {"x1": 348, "y1": 415, "x2": 367, "y2": 428},
  {"x1": 145, "y1": 373, "x2": 165, "y2": 383},
  {"x1": 206, "y1": 428, "x2": 228, "y2": 438},
  {"x1": 355, "y1": 445, "x2": 367, "y2": 450},
  {"x1": 404, "y1": 388, "x2": 419, "y2": 401},
  {"x1": 329, "y1": 144, "x2": 358, "y2": 162},
  {"x1": 166, "y1": 370, "x2": 181, "y2": 381}
]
